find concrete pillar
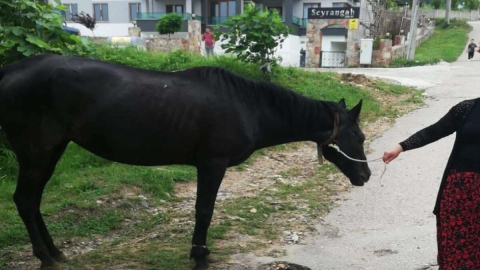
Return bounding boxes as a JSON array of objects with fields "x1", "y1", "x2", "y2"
[
  {"x1": 284, "y1": 0, "x2": 293, "y2": 27},
  {"x1": 235, "y1": 0, "x2": 242, "y2": 14},
  {"x1": 188, "y1": 20, "x2": 202, "y2": 53},
  {"x1": 202, "y1": 0, "x2": 209, "y2": 24},
  {"x1": 186, "y1": 0, "x2": 192, "y2": 13}
]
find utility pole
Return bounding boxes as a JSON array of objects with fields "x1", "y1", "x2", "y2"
[
  {"x1": 445, "y1": 0, "x2": 451, "y2": 24},
  {"x1": 406, "y1": 0, "x2": 419, "y2": 60}
]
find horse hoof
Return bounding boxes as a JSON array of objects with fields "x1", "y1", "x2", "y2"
[
  {"x1": 207, "y1": 254, "x2": 217, "y2": 263},
  {"x1": 192, "y1": 262, "x2": 209, "y2": 270},
  {"x1": 54, "y1": 253, "x2": 68, "y2": 263},
  {"x1": 40, "y1": 261, "x2": 62, "y2": 270}
]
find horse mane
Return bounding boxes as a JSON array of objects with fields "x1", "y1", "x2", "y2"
[{"x1": 181, "y1": 66, "x2": 336, "y2": 122}]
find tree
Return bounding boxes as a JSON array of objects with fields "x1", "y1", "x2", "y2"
[
  {"x1": 360, "y1": 0, "x2": 388, "y2": 40},
  {"x1": 0, "y1": 0, "x2": 90, "y2": 66},
  {"x1": 445, "y1": 0, "x2": 451, "y2": 24},
  {"x1": 217, "y1": 3, "x2": 290, "y2": 75},
  {"x1": 156, "y1": 13, "x2": 182, "y2": 38},
  {"x1": 73, "y1": 12, "x2": 96, "y2": 36},
  {"x1": 464, "y1": 0, "x2": 479, "y2": 10},
  {"x1": 432, "y1": 0, "x2": 442, "y2": 9}
]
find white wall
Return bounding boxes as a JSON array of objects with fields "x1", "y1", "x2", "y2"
[
  {"x1": 208, "y1": 34, "x2": 302, "y2": 67},
  {"x1": 276, "y1": 34, "x2": 301, "y2": 66},
  {"x1": 321, "y1": 35, "x2": 346, "y2": 51},
  {"x1": 193, "y1": 0, "x2": 202, "y2": 15},
  {"x1": 67, "y1": 22, "x2": 134, "y2": 36}
]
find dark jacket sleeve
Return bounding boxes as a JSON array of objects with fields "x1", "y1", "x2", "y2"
[{"x1": 399, "y1": 105, "x2": 457, "y2": 151}]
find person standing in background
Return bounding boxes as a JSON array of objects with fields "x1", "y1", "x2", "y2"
[
  {"x1": 202, "y1": 27, "x2": 215, "y2": 57},
  {"x1": 466, "y1": 39, "x2": 476, "y2": 61}
]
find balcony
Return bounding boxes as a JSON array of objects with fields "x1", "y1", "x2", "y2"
[
  {"x1": 292, "y1": 16, "x2": 307, "y2": 28},
  {"x1": 137, "y1": 12, "x2": 203, "y2": 21}
]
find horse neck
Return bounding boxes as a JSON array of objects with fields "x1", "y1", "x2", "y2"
[{"x1": 253, "y1": 94, "x2": 338, "y2": 150}]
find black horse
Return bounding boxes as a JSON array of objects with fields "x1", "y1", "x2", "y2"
[{"x1": 0, "y1": 55, "x2": 371, "y2": 270}]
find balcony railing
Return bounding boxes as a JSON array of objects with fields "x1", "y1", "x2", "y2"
[
  {"x1": 136, "y1": 12, "x2": 202, "y2": 21},
  {"x1": 208, "y1": 16, "x2": 231, "y2": 25},
  {"x1": 292, "y1": 16, "x2": 308, "y2": 28}
]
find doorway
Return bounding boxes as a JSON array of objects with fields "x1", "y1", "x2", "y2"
[{"x1": 320, "y1": 25, "x2": 347, "y2": 68}]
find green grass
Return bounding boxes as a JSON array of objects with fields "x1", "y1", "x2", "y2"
[
  {"x1": 0, "y1": 47, "x2": 423, "y2": 269},
  {"x1": 391, "y1": 19, "x2": 472, "y2": 67}
]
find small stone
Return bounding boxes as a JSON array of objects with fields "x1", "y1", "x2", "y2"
[
  {"x1": 250, "y1": 208, "x2": 257, "y2": 213},
  {"x1": 278, "y1": 263, "x2": 286, "y2": 269},
  {"x1": 227, "y1": 215, "x2": 246, "y2": 222},
  {"x1": 141, "y1": 200, "x2": 149, "y2": 208}
]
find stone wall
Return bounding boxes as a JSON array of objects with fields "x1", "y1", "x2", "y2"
[
  {"x1": 306, "y1": 19, "x2": 360, "y2": 68},
  {"x1": 387, "y1": 9, "x2": 478, "y2": 21},
  {"x1": 373, "y1": 23, "x2": 435, "y2": 66},
  {"x1": 145, "y1": 38, "x2": 189, "y2": 53},
  {"x1": 144, "y1": 20, "x2": 201, "y2": 54},
  {"x1": 373, "y1": 39, "x2": 393, "y2": 66}
]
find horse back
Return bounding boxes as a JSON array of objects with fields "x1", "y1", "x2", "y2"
[{"x1": 0, "y1": 55, "x2": 257, "y2": 166}]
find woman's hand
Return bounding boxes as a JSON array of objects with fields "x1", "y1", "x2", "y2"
[{"x1": 383, "y1": 144, "x2": 403, "y2": 164}]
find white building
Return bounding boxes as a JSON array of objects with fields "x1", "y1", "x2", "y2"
[{"x1": 50, "y1": 0, "x2": 366, "y2": 67}]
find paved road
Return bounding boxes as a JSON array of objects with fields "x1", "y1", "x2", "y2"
[{"x1": 240, "y1": 22, "x2": 480, "y2": 270}]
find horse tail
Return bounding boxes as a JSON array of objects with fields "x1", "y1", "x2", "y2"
[
  {"x1": 0, "y1": 68, "x2": 4, "y2": 85},
  {"x1": 0, "y1": 68, "x2": 6, "y2": 126}
]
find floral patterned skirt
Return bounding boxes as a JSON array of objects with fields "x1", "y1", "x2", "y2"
[{"x1": 437, "y1": 170, "x2": 480, "y2": 270}]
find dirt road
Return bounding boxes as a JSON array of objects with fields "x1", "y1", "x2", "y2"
[{"x1": 238, "y1": 22, "x2": 480, "y2": 270}]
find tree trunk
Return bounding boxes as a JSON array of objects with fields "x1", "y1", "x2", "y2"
[
  {"x1": 445, "y1": 0, "x2": 451, "y2": 24},
  {"x1": 407, "y1": 0, "x2": 419, "y2": 60}
]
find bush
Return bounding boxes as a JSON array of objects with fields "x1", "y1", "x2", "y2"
[
  {"x1": 0, "y1": 0, "x2": 91, "y2": 66},
  {"x1": 73, "y1": 12, "x2": 96, "y2": 36},
  {"x1": 435, "y1": 18, "x2": 472, "y2": 30},
  {"x1": 373, "y1": 37, "x2": 381, "y2": 50},
  {"x1": 216, "y1": 3, "x2": 290, "y2": 77},
  {"x1": 156, "y1": 13, "x2": 183, "y2": 38},
  {"x1": 0, "y1": 132, "x2": 17, "y2": 181}
]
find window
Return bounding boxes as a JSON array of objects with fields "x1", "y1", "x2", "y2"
[
  {"x1": 62, "y1": 4, "x2": 78, "y2": 21},
  {"x1": 267, "y1": 6, "x2": 282, "y2": 16},
  {"x1": 166, "y1": 5, "x2": 184, "y2": 13},
  {"x1": 129, "y1": 3, "x2": 140, "y2": 21},
  {"x1": 303, "y1": 3, "x2": 320, "y2": 18},
  {"x1": 93, "y1": 4, "x2": 109, "y2": 21},
  {"x1": 211, "y1": 1, "x2": 235, "y2": 17}
]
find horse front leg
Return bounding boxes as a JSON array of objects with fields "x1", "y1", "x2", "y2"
[{"x1": 190, "y1": 159, "x2": 228, "y2": 270}]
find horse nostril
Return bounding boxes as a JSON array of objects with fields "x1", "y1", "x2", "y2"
[{"x1": 361, "y1": 173, "x2": 370, "y2": 182}]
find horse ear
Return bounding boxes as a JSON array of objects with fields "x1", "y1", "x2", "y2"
[
  {"x1": 338, "y1": 98, "x2": 346, "y2": 109},
  {"x1": 348, "y1": 99, "x2": 363, "y2": 121}
]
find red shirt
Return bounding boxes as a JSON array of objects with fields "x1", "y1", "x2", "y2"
[{"x1": 202, "y1": 33, "x2": 215, "y2": 47}]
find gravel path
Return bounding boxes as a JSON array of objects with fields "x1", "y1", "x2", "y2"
[{"x1": 238, "y1": 22, "x2": 480, "y2": 270}]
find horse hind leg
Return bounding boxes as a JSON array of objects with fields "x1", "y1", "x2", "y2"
[{"x1": 13, "y1": 141, "x2": 68, "y2": 270}]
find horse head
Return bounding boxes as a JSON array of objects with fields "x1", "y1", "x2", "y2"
[{"x1": 318, "y1": 99, "x2": 371, "y2": 186}]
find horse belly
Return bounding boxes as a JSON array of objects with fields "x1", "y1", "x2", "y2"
[
  {"x1": 69, "y1": 106, "x2": 203, "y2": 166},
  {"x1": 72, "y1": 132, "x2": 198, "y2": 166}
]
